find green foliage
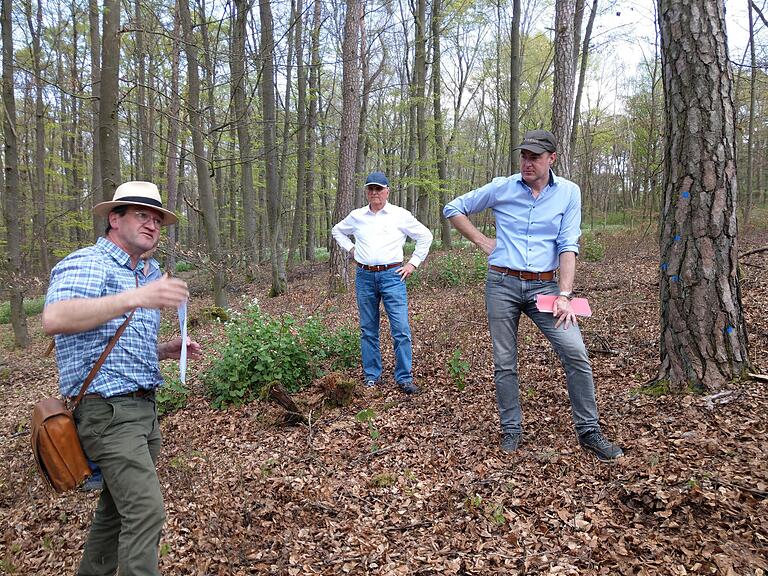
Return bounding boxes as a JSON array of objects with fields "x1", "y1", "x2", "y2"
[
  {"x1": 430, "y1": 251, "x2": 488, "y2": 287},
  {"x1": 631, "y1": 380, "x2": 670, "y2": 397},
  {"x1": 355, "y1": 408, "x2": 380, "y2": 451},
  {"x1": 580, "y1": 232, "x2": 606, "y2": 262},
  {"x1": 156, "y1": 377, "x2": 190, "y2": 416},
  {"x1": 447, "y1": 348, "x2": 470, "y2": 391},
  {"x1": 202, "y1": 305, "x2": 359, "y2": 409},
  {"x1": 0, "y1": 296, "x2": 45, "y2": 324},
  {"x1": 174, "y1": 260, "x2": 194, "y2": 273}
]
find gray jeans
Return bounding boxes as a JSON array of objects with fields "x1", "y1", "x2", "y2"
[
  {"x1": 485, "y1": 270, "x2": 600, "y2": 436},
  {"x1": 74, "y1": 394, "x2": 165, "y2": 576}
]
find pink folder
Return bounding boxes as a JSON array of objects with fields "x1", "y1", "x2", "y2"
[{"x1": 535, "y1": 294, "x2": 592, "y2": 317}]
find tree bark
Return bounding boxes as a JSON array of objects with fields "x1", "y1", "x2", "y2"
[
  {"x1": 432, "y1": 0, "x2": 451, "y2": 249},
  {"x1": 508, "y1": 0, "x2": 521, "y2": 173},
  {"x1": 89, "y1": 0, "x2": 103, "y2": 237},
  {"x1": 26, "y1": 0, "x2": 50, "y2": 274},
  {"x1": 2, "y1": 0, "x2": 30, "y2": 347},
  {"x1": 100, "y1": 0, "x2": 121, "y2": 200},
  {"x1": 288, "y1": 0, "x2": 308, "y2": 263},
  {"x1": 657, "y1": 0, "x2": 750, "y2": 391},
  {"x1": 232, "y1": 0, "x2": 258, "y2": 265},
  {"x1": 304, "y1": 0, "x2": 321, "y2": 262},
  {"x1": 742, "y1": 0, "x2": 756, "y2": 226},
  {"x1": 552, "y1": 0, "x2": 577, "y2": 178},
  {"x1": 569, "y1": 0, "x2": 598, "y2": 162},
  {"x1": 259, "y1": 0, "x2": 287, "y2": 296},
  {"x1": 179, "y1": 0, "x2": 228, "y2": 307},
  {"x1": 328, "y1": 0, "x2": 361, "y2": 295}
]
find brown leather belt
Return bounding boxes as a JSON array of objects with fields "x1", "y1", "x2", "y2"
[
  {"x1": 357, "y1": 262, "x2": 400, "y2": 272},
  {"x1": 488, "y1": 265, "x2": 555, "y2": 281},
  {"x1": 73, "y1": 389, "x2": 156, "y2": 401}
]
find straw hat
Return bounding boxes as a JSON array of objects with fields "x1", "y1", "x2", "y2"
[{"x1": 93, "y1": 181, "x2": 178, "y2": 226}]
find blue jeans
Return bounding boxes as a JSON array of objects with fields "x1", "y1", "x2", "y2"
[
  {"x1": 355, "y1": 267, "x2": 413, "y2": 384},
  {"x1": 485, "y1": 270, "x2": 600, "y2": 436}
]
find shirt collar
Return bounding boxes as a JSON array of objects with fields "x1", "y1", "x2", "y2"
[
  {"x1": 97, "y1": 236, "x2": 135, "y2": 270},
  {"x1": 366, "y1": 201, "x2": 390, "y2": 215}
]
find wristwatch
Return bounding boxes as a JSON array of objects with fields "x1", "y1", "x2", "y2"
[{"x1": 558, "y1": 291, "x2": 573, "y2": 299}]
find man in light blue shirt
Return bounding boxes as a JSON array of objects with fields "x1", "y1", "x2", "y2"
[{"x1": 443, "y1": 130, "x2": 622, "y2": 461}]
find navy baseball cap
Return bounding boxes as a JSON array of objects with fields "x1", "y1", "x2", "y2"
[{"x1": 365, "y1": 171, "x2": 389, "y2": 187}]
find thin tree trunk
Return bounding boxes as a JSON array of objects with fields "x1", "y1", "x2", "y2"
[
  {"x1": 232, "y1": 0, "x2": 258, "y2": 265},
  {"x1": 165, "y1": 5, "x2": 182, "y2": 273},
  {"x1": 304, "y1": 0, "x2": 321, "y2": 262},
  {"x1": 2, "y1": 0, "x2": 30, "y2": 347},
  {"x1": 742, "y1": 0, "x2": 756, "y2": 226},
  {"x1": 432, "y1": 0, "x2": 451, "y2": 249},
  {"x1": 179, "y1": 0, "x2": 228, "y2": 307},
  {"x1": 259, "y1": 0, "x2": 287, "y2": 296},
  {"x1": 289, "y1": 0, "x2": 308, "y2": 263},
  {"x1": 569, "y1": 0, "x2": 598, "y2": 164},
  {"x1": 89, "y1": 0, "x2": 103, "y2": 237},
  {"x1": 509, "y1": 0, "x2": 521, "y2": 173},
  {"x1": 100, "y1": 0, "x2": 121, "y2": 199},
  {"x1": 26, "y1": 0, "x2": 50, "y2": 274}
]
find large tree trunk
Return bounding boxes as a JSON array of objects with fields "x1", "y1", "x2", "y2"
[
  {"x1": 2, "y1": 0, "x2": 30, "y2": 347},
  {"x1": 100, "y1": 0, "x2": 121, "y2": 200},
  {"x1": 259, "y1": 0, "x2": 287, "y2": 296},
  {"x1": 328, "y1": 0, "x2": 360, "y2": 295},
  {"x1": 232, "y1": 0, "x2": 258, "y2": 265},
  {"x1": 657, "y1": 0, "x2": 750, "y2": 391},
  {"x1": 552, "y1": 0, "x2": 577, "y2": 178},
  {"x1": 179, "y1": 0, "x2": 228, "y2": 307}
]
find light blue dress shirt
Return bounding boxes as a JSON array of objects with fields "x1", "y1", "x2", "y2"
[{"x1": 443, "y1": 171, "x2": 581, "y2": 272}]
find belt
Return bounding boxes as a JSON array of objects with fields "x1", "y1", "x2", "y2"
[
  {"x1": 72, "y1": 389, "x2": 156, "y2": 401},
  {"x1": 357, "y1": 262, "x2": 400, "y2": 272},
  {"x1": 488, "y1": 265, "x2": 555, "y2": 281}
]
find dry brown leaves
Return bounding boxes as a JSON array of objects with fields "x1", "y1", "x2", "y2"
[{"x1": 1, "y1": 230, "x2": 767, "y2": 575}]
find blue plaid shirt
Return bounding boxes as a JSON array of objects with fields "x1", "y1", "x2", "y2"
[{"x1": 46, "y1": 237, "x2": 164, "y2": 398}]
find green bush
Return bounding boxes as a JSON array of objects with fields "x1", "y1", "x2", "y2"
[
  {"x1": 202, "y1": 305, "x2": 359, "y2": 408},
  {"x1": 174, "y1": 260, "x2": 194, "y2": 273},
  {"x1": 431, "y1": 251, "x2": 487, "y2": 287},
  {"x1": 0, "y1": 296, "x2": 45, "y2": 324},
  {"x1": 580, "y1": 232, "x2": 605, "y2": 262},
  {"x1": 157, "y1": 380, "x2": 191, "y2": 416}
]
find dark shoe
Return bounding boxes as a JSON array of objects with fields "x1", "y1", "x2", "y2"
[
  {"x1": 500, "y1": 432, "x2": 522, "y2": 453},
  {"x1": 398, "y1": 381, "x2": 421, "y2": 395},
  {"x1": 579, "y1": 430, "x2": 624, "y2": 461}
]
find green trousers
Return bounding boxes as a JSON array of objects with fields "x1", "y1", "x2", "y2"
[{"x1": 74, "y1": 395, "x2": 165, "y2": 576}]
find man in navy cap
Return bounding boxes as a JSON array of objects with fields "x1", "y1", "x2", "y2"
[
  {"x1": 332, "y1": 171, "x2": 433, "y2": 394},
  {"x1": 443, "y1": 130, "x2": 623, "y2": 461}
]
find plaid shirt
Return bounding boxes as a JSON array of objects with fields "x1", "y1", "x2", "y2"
[{"x1": 46, "y1": 237, "x2": 164, "y2": 398}]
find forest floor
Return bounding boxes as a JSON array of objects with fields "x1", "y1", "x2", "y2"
[{"x1": 1, "y1": 226, "x2": 767, "y2": 575}]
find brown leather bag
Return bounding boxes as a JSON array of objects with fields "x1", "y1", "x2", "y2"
[{"x1": 31, "y1": 310, "x2": 134, "y2": 493}]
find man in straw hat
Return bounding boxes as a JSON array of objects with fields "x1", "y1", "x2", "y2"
[
  {"x1": 443, "y1": 130, "x2": 623, "y2": 462},
  {"x1": 42, "y1": 181, "x2": 201, "y2": 575}
]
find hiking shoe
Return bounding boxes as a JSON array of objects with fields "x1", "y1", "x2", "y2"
[
  {"x1": 500, "y1": 432, "x2": 522, "y2": 453},
  {"x1": 364, "y1": 379, "x2": 377, "y2": 388},
  {"x1": 398, "y1": 381, "x2": 421, "y2": 395},
  {"x1": 579, "y1": 430, "x2": 624, "y2": 461}
]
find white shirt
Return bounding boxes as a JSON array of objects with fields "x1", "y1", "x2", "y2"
[{"x1": 332, "y1": 202, "x2": 433, "y2": 267}]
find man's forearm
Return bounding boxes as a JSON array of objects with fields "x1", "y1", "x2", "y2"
[
  {"x1": 42, "y1": 293, "x2": 137, "y2": 335},
  {"x1": 558, "y1": 251, "x2": 577, "y2": 293}
]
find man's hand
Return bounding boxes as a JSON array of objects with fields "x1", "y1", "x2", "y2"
[
  {"x1": 133, "y1": 274, "x2": 189, "y2": 310},
  {"x1": 159, "y1": 336, "x2": 202, "y2": 361},
  {"x1": 477, "y1": 237, "x2": 497, "y2": 256},
  {"x1": 397, "y1": 262, "x2": 417, "y2": 281},
  {"x1": 553, "y1": 296, "x2": 577, "y2": 329}
]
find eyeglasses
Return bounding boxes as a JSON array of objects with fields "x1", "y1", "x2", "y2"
[{"x1": 130, "y1": 210, "x2": 163, "y2": 228}]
